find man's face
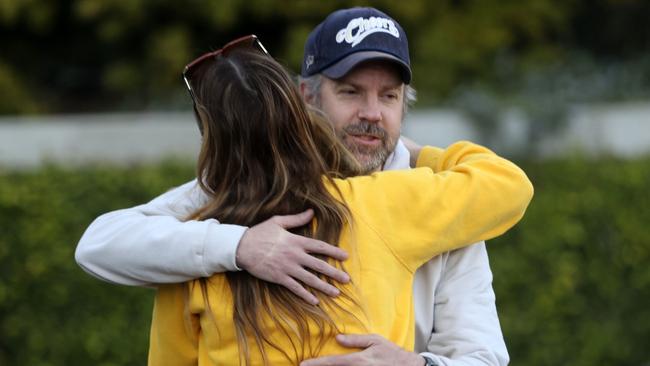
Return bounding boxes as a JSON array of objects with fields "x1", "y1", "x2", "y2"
[{"x1": 317, "y1": 61, "x2": 404, "y2": 173}]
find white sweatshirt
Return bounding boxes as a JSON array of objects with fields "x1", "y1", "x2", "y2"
[{"x1": 75, "y1": 140, "x2": 509, "y2": 365}]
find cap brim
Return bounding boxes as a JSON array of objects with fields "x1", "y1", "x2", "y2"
[{"x1": 321, "y1": 51, "x2": 412, "y2": 84}]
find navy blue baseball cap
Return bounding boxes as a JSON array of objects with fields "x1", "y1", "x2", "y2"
[{"x1": 301, "y1": 7, "x2": 412, "y2": 84}]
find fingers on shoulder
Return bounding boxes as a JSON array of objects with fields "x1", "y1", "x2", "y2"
[
  {"x1": 302, "y1": 238, "x2": 348, "y2": 260},
  {"x1": 272, "y1": 209, "x2": 314, "y2": 228}
]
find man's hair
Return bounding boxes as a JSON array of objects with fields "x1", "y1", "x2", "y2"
[
  {"x1": 187, "y1": 47, "x2": 362, "y2": 364},
  {"x1": 299, "y1": 73, "x2": 417, "y2": 114}
]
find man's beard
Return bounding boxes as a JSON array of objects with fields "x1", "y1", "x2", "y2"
[{"x1": 337, "y1": 122, "x2": 397, "y2": 174}]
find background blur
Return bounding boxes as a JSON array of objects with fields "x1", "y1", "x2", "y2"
[{"x1": 1, "y1": 0, "x2": 649, "y2": 365}]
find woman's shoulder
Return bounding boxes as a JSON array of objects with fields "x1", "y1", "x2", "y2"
[{"x1": 330, "y1": 168, "x2": 433, "y2": 194}]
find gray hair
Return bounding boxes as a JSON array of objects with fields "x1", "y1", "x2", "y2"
[{"x1": 299, "y1": 74, "x2": 417, "y2": 114}]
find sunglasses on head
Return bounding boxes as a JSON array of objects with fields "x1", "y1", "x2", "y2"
[{"x1": 183, "y1": 34, "x2": 269, "y2": 133}]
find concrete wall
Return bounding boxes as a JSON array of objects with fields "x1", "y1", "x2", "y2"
[
  {"x1": 0, "y1": 112, "x2": 201, "y2": 168},
  {"x1": 1, "y1": 102, "x2": 650, "y2": 168}
]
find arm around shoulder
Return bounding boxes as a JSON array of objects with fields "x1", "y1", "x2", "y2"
[
  {"x1": 416, "y1": 141, "x2": 534, "y2": 241},
  {"x1": 75, "y1": 180, "x2": 247, "y2": 286},
  {"x1": 347, "y1": 140, "x2": 533, "y2": 270}
]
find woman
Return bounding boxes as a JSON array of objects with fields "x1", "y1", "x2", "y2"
[{"x1": 148, "y1": 35, "x2": 532, "y2": 365}]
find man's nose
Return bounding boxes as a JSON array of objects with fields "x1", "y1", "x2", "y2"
[{"x1": 357, "y1": 96, "x2": 382, "y2": 123}]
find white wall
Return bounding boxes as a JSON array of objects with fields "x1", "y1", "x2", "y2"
[
  {"x1": 1, "y1": 102, "x2": 650, "y2": 168},
  {"x1": 0, "y1": 112, "x2": 200, "y2": 168}
]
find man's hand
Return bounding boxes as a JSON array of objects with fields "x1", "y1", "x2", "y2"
[
  {"x1": 235, "y1": 209, "x2": 350, "y2": 305},
  {"x1": 300, "y1": 334, "x2": 425, "y2": 366}
]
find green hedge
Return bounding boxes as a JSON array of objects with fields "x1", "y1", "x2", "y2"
[
  {"x1": 0, "y1": 162, "x2": 195, "y2": 366},
  {"x1": 491, "y1": 157, "x2": 650, "y2": 365},
  {"x1": 1, "y1": 157, "x2": 649, "y2": 365}
]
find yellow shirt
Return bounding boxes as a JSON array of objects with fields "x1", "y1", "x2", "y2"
[{"x1": 148, "y1": 141, "x2": 534, "y2": 365}]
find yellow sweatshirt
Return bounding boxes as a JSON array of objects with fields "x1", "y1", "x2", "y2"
[{"x1": 148, "y1": 141, "x2": 534, "y2": 365}]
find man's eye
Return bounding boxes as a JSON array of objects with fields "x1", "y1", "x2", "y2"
[{"x1": 340, "y1": 89, "x2": 356, "y2": 95}]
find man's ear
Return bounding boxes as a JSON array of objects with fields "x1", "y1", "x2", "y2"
[{"x1": 300, "y1": 82, "x2": 314, "y2": 105}]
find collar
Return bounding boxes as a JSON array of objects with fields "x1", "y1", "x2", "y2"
[{"x1": 383, "y1": 138, "x2": 411, "y2": 171}]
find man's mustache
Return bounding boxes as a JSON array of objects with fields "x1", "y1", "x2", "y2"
[{"x1": 343, "y1": 122, "x2": 387, "y2": 140}]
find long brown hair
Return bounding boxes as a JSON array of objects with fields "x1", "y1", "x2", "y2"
[{"x1": 188, "y1": 47, "x2": 361, "y2": 364}]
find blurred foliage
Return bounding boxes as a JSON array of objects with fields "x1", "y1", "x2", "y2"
[
  {"x1": 1, "y1": 0, "x2": 649, "y2": 114},
  {"x1": 448, "y1": 52, "x2": 650, "y2": 152},
  {"x1": 0, "y1": 61, "x2": 39, "y2": 114},
  {"x1": 1, "y1": 157, "x2": 649, "y2": 364},
  {"x1": 491, "y1": 155, "x2": 650, "y2": 365},
  {"x1": 0, "y1": 161, "x2": 194, "y2": 365}
]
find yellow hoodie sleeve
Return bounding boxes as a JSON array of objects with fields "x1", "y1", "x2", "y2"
[
  {"x1": 336, "y1": 141, "x2": 533, "y2": 272},
  {"x1": 148, "y1": 283, "x2": 200, "y2": 366}
]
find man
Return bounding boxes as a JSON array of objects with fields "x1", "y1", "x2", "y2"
[{"x1": 76, "y1": 7, "x2": 509, "y2": 366}]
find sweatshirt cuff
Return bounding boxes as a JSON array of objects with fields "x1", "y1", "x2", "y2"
[
  {"x1": 199, "y1": 220, "x2": 248, "y2": 275},
  {"x1": 419, "y1": 352, "x2": 442, "y2": 365}
]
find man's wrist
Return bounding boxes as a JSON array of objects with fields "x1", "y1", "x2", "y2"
[
  {"x1": 234, "y1": 228, "x2": 252, "y2": 271},
  {"x1": 205, "y1": 222, "x2": 247, "y2": 272}
]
